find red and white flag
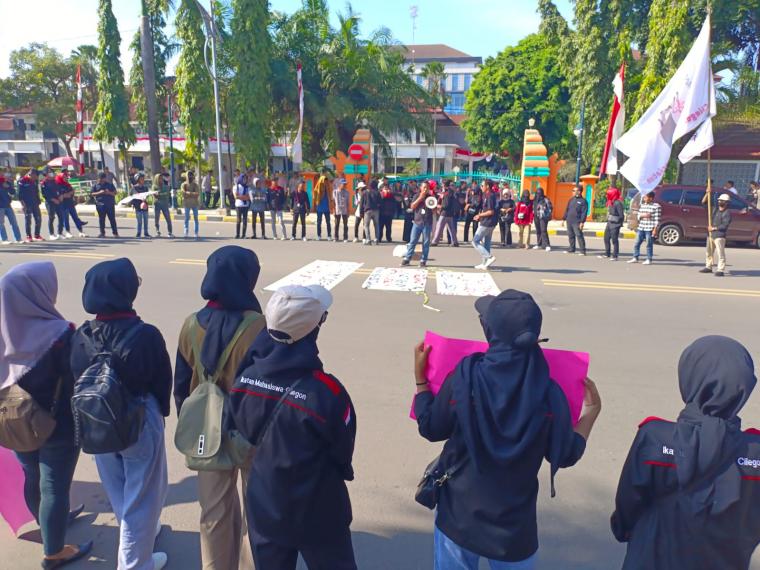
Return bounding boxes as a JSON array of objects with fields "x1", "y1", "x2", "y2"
[
  {"x1": 75, "y1": 64, "x2": 85, "y2": 175},
  {"x1": 292, "y1": 62, "x2": 304, "y2": 166},
  {"x1": 599, "y1": 62, "x2": 625, "y2": 176}
]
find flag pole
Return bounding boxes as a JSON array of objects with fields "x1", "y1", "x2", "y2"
[{"x1": 706, "y1": 5, "x2": 714, "y2": 257}]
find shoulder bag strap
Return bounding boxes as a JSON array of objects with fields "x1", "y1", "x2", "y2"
[
  {"x1": 186, "y1": 316, "x2": 212, "y2": 384},
  {"x1": 210, "y1": 312, "x2": 261, "y2": 384},
  {"x1": 255, "y1": 378, "x2": 304, "y2": 447}
]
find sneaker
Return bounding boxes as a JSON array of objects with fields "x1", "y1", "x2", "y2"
[
  {"x1": 362, "y1": 239, "x2": 368, "y2": 245},
  {"x1": 24, "y1": 237, "x2": 33, "y2": 243},
  {"x1": 290, "y1": 237, "x2": 295, "y2": 241},
  {"x1": 474, "y1": 263, "x2": 486, "y2": 270},
  {"x1": 699, "y1": 267, "x2": 713, "y2": 274},
  {"x1": 597, "y1": 255, "x2": 608, "y2": 259},
  {"x1": 280, "y1": 236, "x2": 286, "y2": 241},
  {"x1": 484, "y1": 256, "x2": 496, "y2": 268},
  {"x1": 715, "y1": 271, "x2": 725, "y2": 277},
  {"x1": 49, "y1": 235, "x2": 59, "y2": 241},
  {"x1": 152, "y1": 552, "x2": 168, "y2": 570},
  {"x1": 194, "y1": 234, "x2": 199, "y2": 240},
  {"x1": 98, "y1": 233, "x2": 106, "y2": 238},
  {"x1": 353, "y1": 238, "x2": 358, "y2": 243},
  {"x1": 420, "y1": 261, "x2": 427, "y2": 268},
  {"x1": 168, "y1": 233, "x2": 174, "y2": 238},
  {"x1": 113, "y1": 233, "x2": 119, "y2": 238},
  {"x1": 302, "y1": 237, "x2": 308, "y2": 242},
  {"x1": 532, "y1": 245, "x2": 540, "y2": 250},
  {"x1": 156, "y1": 231, "x2": 162, "y2": 237},
  {"x1": 453, "y1": 243, "x2": 459, "y2": 247},
  {"x1": 80, "y1": 221, "x2": 88, "y2": 227},
  {"x1": 610, "y1": 257, "x2": 618, "y2": 261},
  {"x1": 643, "y1": 259, "x2": 652, "y2": 265},
  {"x1": 64, "y1": 231, "x2": 73, "y2": 238},
  {"x1": 145, "y1": 234, "x2": 152, "y2": 239},
  {"x1": 627, "y1": 258, "x2": 638, "y2": 264},
  {"x1": 261, "y1": 235, "x2": 268, "y2": 240},
  {"x1": 545, "y1": 246, "x2": 551, "y2": 252},
  {"x1": 343, "y1": 239, "x2": 349, "y2": 243},
  {"x1": 401, "y1": 258, "x2": 410, "y2": 266},
  {"x1": 78, "y1": 232, "x2": 87, "y2": 238},
  {"x1": 34, "y1": 235, "x2": 44, "y2": 241},
  {"x1": 1, "y1": 240, "x2": 9, "y2": 245},
  {"x1": 251, "y1": 235, "x2": 257, "y2": 239},
  {"x1": 577, "y1": 252, "x2": 586, "y2": 256},
  {"x1": 563, "y1": 250, "x2": 574, "y2": 254}
]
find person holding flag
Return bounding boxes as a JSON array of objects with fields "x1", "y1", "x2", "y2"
[{"x1": 699, "y1": 192, "x2": 732, "y2": 277}]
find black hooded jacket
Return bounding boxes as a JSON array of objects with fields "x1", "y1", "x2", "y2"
[
  {"x1": 69, "y1": 258, "x2": 173, "y2": 417},
  {"x1": 229, "y1": 327, "x2": 357, "y2": 547},
  {"x1": 612, "y1": 336, "x2": 760, "y2": 570},
  {"x1": 414, "y1": 290, "x2": 586, "y2": 562}
]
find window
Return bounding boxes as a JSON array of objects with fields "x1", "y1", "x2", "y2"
[
  {"x1": 659, "y1": 188, "x2": 683, "y2": 204},
  {"x1": 464, "y1": 74, "x2": 472, "y2": 90},
  {"x1": 451, "y1": 74, "x2": 459, "y2": 91},
  {"x1": 682, "y1": 190, "x2": 704, "y2": 206},
  {"x1": 415, "y1": 75, "x2": 424, "y2": 86}
]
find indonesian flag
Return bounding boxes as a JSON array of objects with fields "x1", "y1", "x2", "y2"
[
  {"x1": 599, "y1": 62, "x2": 625, "y2": 176},
  {"x1": 76, "y1": 64, "x2": 85, "y2": 175},
  {"x1": 617, "y1": 15, "x2": 714, "y2": 192},
  {"x1": 292, "y1": 62, "x2": 304, "y2": 166}
]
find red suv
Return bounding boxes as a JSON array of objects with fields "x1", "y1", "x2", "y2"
[{"x1": 629, "y1": 185, "x2": 760, "y2": 248}]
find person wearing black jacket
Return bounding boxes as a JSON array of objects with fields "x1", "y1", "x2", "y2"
[
  {"x1": 69, "y1": 258, "x2": 172, "y2": 570},
  {"x1": 363, "y1": 180, "x2": 381, "y2": 245},
  {"x1": 18, "y1": 169, "x2": 43, "y2": 241},
  {"x1": 699, "y1": 192, "x2": 732, "y2": 277},
  {"x1": 562, "y1": 185, "x2": 588, "y2": 255},
  {"x1": 91, "y1": 172, "x2": 119, "y2": 238},
  {"x1": 378, "y1": 183, "x2": 397, "y2": 243},
  {"x1": 431, "y1": 182, "x2": 460, "y2": 247},
  {"x1": 401, "y1": 183, "x2": 415, "y2": 243},
  {"x1": 41, "y1": 170, "x2": 62, "y2": 240},
  {"x1": 612, "y1": 336, "x2": 760, "y2": 570},
  {"x1": 1, "y1": 262, "x2": 91, "y2": 569},
  {"x1": 290, "y1": 181, "x2": 310, "y2": 241},
  {"x1": 229, "y1": 284, "x2": 357, "y2": 570},
  {"x1": 463, "y1": 183, "x2": 482, "y2": 242},
  {"x1": 498, "y1": 189, "x2": 515, "y2": 247},
  {"x1": 600, "y1": 187, "x2": 624, "y2": 261},
  {"x1": 413, "y1": 290, "x2": 601, "y2": 568},
  {"x1": 0, "y1": 172, "x2": 22, "y2": 243}
]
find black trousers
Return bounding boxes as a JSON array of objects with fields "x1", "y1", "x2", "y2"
[
  {"x1": 236, "y1": 207, "x2": 249, "y2": 237},
  {"x1": 463, "y1": 213, "x2": 479, "y2": 242},
  {"x1": 251, "y1": 211, "x2": 265, "y2": 237},
  {"x1": 567, "y1": 221, "x2": 586, "y2": 253},
  {"x1": 498, "y1": 220, "x2": 512, "y2": 245},
  {"x1": 353, "y1": 213, "x2": 362, "y2": 239},
  {"x1": 604, "y1": 224, "x2": 621, "y2": 258},
  {"x1": 403, "y1": 215, "x2": 413, "y2": 243},
  {"x1": 334, "y1": 214, "x2": 348, "y2": 241},
  {"x1": 535, "y1": 218, "x2": 550, "y2": 248},
  {"x1": 97, "y1": 205, "x2": 118, "y2": 235},
  {"x1": 378, "y1": 214, "x2": 393, "y2": 242},
  {"x1": 45, "y1": 201, "x2": 60, "y2": 236},
  {"x1": 23, "y1": 202, "x2": 42, "y2": 238},
  {"x1": 317, "y1": 212, "x2": 332, "y2": 238},
  {"x1": 251, "y1": 526, "x2": 357, "y2": 570},
  {"x1": 292, "y1": 211, "x2": 306, "y2": 238}
]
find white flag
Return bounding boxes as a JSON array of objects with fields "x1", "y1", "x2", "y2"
[
  {"x1": 617, "y1": 15, "x2": 714, "y2": 192},
  {"x1": 292, "y1": 62, "x2": 304, "y2": 166},
  {"x1": 678, "y1": 117, "x2": 714, "y2": 163}
]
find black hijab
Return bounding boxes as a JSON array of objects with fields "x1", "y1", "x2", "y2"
[
  {"x1": 452, "y1": 290, "x2": 572, "y2": 492},
  {"x1": 197, "y1": 246, "x2": 262, "y2": 373},
  {"x1": 674, "y1": 336, "x2": 756, "y2": 514},
  {"x1": 82, "y1": 258, "x2": 139, "y2": 315},
  {"x1": 520, "y1": 191, "x2": 531, "y2": 204}
]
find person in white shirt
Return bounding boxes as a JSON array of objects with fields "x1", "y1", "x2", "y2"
[{"x1": 723, "y1": 181, "x2": 738, "y2": 195}]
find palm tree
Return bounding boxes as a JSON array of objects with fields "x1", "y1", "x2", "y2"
[{"x1": 421, "y1": 61, "x2": 446, "y2": 174}]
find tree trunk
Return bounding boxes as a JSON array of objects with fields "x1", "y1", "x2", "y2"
[{"x1": 140, "y1": 4, "x2": 162, "y2": 177}]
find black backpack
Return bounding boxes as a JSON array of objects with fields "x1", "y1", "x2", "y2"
[{"x1": 71, "y1": 323, "x2": 146, "y2": 454}]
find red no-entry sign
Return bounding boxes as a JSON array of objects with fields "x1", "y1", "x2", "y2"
[{"x1": 348, "y1": 144, "x2": 364, "y2": 160}]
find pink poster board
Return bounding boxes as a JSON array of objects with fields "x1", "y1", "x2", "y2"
[
  {"x1": 410, "y1": 331, "x2": 588, "y2": 424},
  {"x1": 0, "y1": 447, "x2": 34, "y2": 536}
]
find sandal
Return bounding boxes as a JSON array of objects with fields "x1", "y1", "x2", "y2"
[{"x1": 41, "y1": 541, "x2": 93, "y2": 569}]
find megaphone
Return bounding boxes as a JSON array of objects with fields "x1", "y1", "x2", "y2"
[{"x1": 425, "y1": 196, "x2": 438, "y2": 209}]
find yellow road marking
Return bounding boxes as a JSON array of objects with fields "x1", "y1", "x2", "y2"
[
  {"x1": 24, "y1": 252, "x2": 114, "y2": 260},
  {"x1": 542, "y1": 279, "x2": 760, "y2": 298}
]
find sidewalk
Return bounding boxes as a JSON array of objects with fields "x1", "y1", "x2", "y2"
[{"x1": 10, "y1": 202, "x2": 637, "y2": 239}]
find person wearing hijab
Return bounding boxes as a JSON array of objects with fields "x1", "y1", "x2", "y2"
[
  {"x1": 498, "y1": 188, "x2": 515, "y2": 247},
  {"x1": 413, "y1": 290, "x2": 601, "y2": 569},
  {"x1": 514, "y1": 191, "x2": 534, "y2": 249},
  {"x1": 599, "y1": 187, "x2": 624, "y2": 261},
  {"x1": 611, "y1": 336, "x2": 760, "y2": 570},
  {"x1": 532, "y1": 187, "x2": 552, "y2": 252},
  {"x1": 0, "y1": 262, "x2": 91, "y2": 569},
  {"x1": 69, "y1": 258, "x2": 173, "y2": 570},
  {"x1": 174, "y1": 246, "x2": 266, "y2": 570},
  {"x1": 229, "y1": 285, "x2": 357, "y2": 570}
]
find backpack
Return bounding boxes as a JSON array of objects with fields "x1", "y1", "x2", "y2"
[
  {"x1": 71, "y1": 323, "x2": 146, "y2": 454},
  {"x1": 0, "y1": 379, "x2": 62, "y2": 452},
  {"x1": 174, "y1": 312, "x2": 259, "y2": 471}
]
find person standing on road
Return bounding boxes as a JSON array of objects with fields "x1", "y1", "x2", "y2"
[
  {"x1": 56, "y1": 171, "x2": 87, "y2": 238},
  {"x1": 352, "y1": 182, "x2": 366, "y2": 243},
  {"x1": 431, "y1": 181, "x2": 460, "y2": 247},
  {"x1": 174, "y1": 246, "x2": 266, "y2": 570},
  {"x1": 201, "y1": 169, "x2": 214, "y2": 209},
  {"x1": 363, "y1": 180, "x2": 381, "y2": 245},
  {"x1": 612, "y1": 335, "x2": 760, "y2": 570},
  {"x1": 42, "y1": 170, "x2": 62, "y2": 241},
  {"x1": 599, "y1": 187, "x2": 624, "y2": 261},
  {"x1": 153, "y1": 170, "x2": 174, "y2": 238},
  {"x1": 250, "y1": 176, "x2": 268, "y2": 240},
  {"x1": 514, "y1": 191, "x2": 534, "y2": 249},
  {"x1": 182, "y1": 171, "x2": 201, "y2": 239},
  {"x1": 312, "y1": 174, "x2": 333, "y2": 241},
  {"x1": 414, "y1": 289, "x2": 601, "y2": 570},
  {"x1": 234, "y1": 174, "x2": 250, "y2": 239},
  {"x1": 463, "y1": 183, "x2": 482, "y2": 243},
  {"x1": 700, "y1": 192, "x2": 732, "y2": 277},
  {"x1": 291, "y1": 180, "x2": 310, "y2": 241},
  {"x1": 69, "y1": 258, "x2": 172, "y2": 570},
  {"x1": 333, "y1": 178, "x2": 350, "y2": 243},
  {"x1": 498, "y1": 188, "x2": 515, "y2": 247},
  {"x1": 379, "y1": 182, "x2": 397, "y2": 243},
  {"x1": 472, "y1": 180, "x2": 498, "y2": 270},
  {"x1": 628, "y1": 191, "x2": 661, "y2": 265},
  {"x1": 563, "y1": 185, "x2": 588, "y2": 255},
  {"x1": 18, "y1": 169, "x2": 44, "y2": 242},
  {"x1": 0, "y1": 172, "x2": 22, "y2": 244},
  {"x1": 130, "y1": 174, "x2": 152, "y2": 239},
  {"x1": 532, "y1": 187, "x2": 553, "y2": 252},
  {"x1": 0, "y1": 262, "x2": 92, "y2": 569},
  {"x1": 91, "y1": 171, "x2": 119, "y2": 238},
  {"x1": 230, "y1": 285, "x2": 358, "y2": 570},
  {"x1": 268, "y1": 179, "x2": 287, "y2": 240},
  {"x1": 401, "y1": 180, "x2": 436, "y2": 268}
]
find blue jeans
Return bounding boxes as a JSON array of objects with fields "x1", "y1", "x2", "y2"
[
  {"x1": 135, "y1": 210, "x2": 150, "y2": 237},
  {"x1": 405, "y1": 222, "x2": 432, "y2": 262},
  {"x1": 16, "y1": 444, "x2": 80, "y2": 556},
  {"x1": 154, "y1": 202, "x2": 173, "y2": 234},
  {"x1": 633, "y1": 230, "x2": 654, "y2": 261},
  {"x1": 59, "y1": 201, "x2": 84, "y2": 232},
  {"x1": 473, "y1": 224, "x2": 495, "y2": 262},
  {"x1": 434, "y1": 526, "x2": 537, "y2": 570},
  {"x1": 0, "y1": 206, "x2": 22, "y2": 241},
  {"x1": 184, "y1": 206, "x2": 199, "y2": 236},
  {"x1": 95, "y1": 396, "x2": 168, "y2": 570}
]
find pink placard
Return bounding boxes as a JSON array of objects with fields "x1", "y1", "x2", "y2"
[
  {"x1": 0, "y1": 447, "x2": 34, "y2": 536},
  {"x1": 410, "y1": 331, "x2": 588, "y2": 424}
]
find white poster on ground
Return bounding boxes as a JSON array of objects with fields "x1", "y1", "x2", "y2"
[
  {"x1": 436, "y1": 271, "x2": 500, "y2": 297},
  {"x1": 264, "y1": 260, "x2": 363, "y2": 291},
  {"x1": 362, "y1": 267, "x2": 428, "y2": 292}
]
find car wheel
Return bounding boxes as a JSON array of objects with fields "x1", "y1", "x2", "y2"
[
  {"x1": 658, "y1": 224, "x2": 682, "y2": 246},
  {"x1": 756, "y1": 233, "x2": 760, "y2": 249}
]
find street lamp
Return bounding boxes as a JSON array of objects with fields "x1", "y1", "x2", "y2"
[
  {"x1": 528, "y1": 117, "x2": 536, "y2": 128},
  {"x1": 453, "y1": 164, "x2": 460, "y2": 182}
]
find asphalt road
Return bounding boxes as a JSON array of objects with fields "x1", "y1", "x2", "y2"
[{"x1": 2, "y1": 218, "x2": 760, "y2": 570}]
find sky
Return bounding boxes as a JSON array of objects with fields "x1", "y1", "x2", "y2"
[{"x1": 0, "y1": 0, "x2": 574, "y2": 78}]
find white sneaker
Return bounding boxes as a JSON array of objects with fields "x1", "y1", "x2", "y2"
[
  {"x1": 627, "y1": 258, "x2": 638, "y2": 264},
  {"x1": 64, "y1": 231, "x2": 73, "y2": 238},
  {"x1": 643, "y1": 259, "x2": 652, "y2": 265},
  {"x1": 362, "y1": 239, "x2": 368, "y2": 245},
  {"x1": 484, "y1": 256, "x2": 496, "y2": 268},
  {"x1": 49, "y1": 234, "x2": 59, "y2": 241},
  {"x1": 532, "y1": 245, "x2": 540, "y2": 250},
  {"x1": 289, "y1": 237, "x2": 295, "y2": 241},
  {"x1": 168, "y1": 233, "x2": 175, "y2": 238},
  {"x1": 1, "y1": 241, "x2": 10, "y2": 245},
  {"x1": 545, "y1": 246, "x2": 551, "y2": 252},
  {"x1": 302, "y1": 237, "x2": 308, "y2": 242},
  {"x1": 353, "y1": 238, "x2": 358, "y2": 243},
  {"x1": 597, "y1": 255, "x2": 607, "y2": 259},
  {"x1": 78, "y1": 232, "x2": 87, "y2": 238},
  {"x1": 280, "y1": 236, "x2": 285, "y2": 241},
  {"x1": 152, "y1": 552, "x2": 168, "y2": 570},
  {"x1": 474, "y1": 263, "x2": 485, "y2": 270},
  {"x1": 343, "y1": 239, "x2": 349, "y2": 243}
]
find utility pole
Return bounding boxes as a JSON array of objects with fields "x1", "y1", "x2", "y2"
[
  {"x1": 167, "y1": 89, "x2": 177, "y2": 207},
  {"x1": 410, "y1": 5, "x2": 418, "y2": 67},
  {"x1": 574, "y1": 99, "x2": 586, "y2": 184}
]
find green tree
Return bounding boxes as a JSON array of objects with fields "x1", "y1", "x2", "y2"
[
  {"x1": 421, "y1": 61, "x2": 446, "y2": 173},
  {"x1": 92, "y1": 0, "x2": 135, "y2": 167},
  {"x1": 229, "y1": 0, "x2": 272, "y2": 168},
  {"x1": 463, "y1": 34, "x2": 572, "y2": 167},
  {"x1": 175, "y1": 0, "x2": 215, "y2": 162}
]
